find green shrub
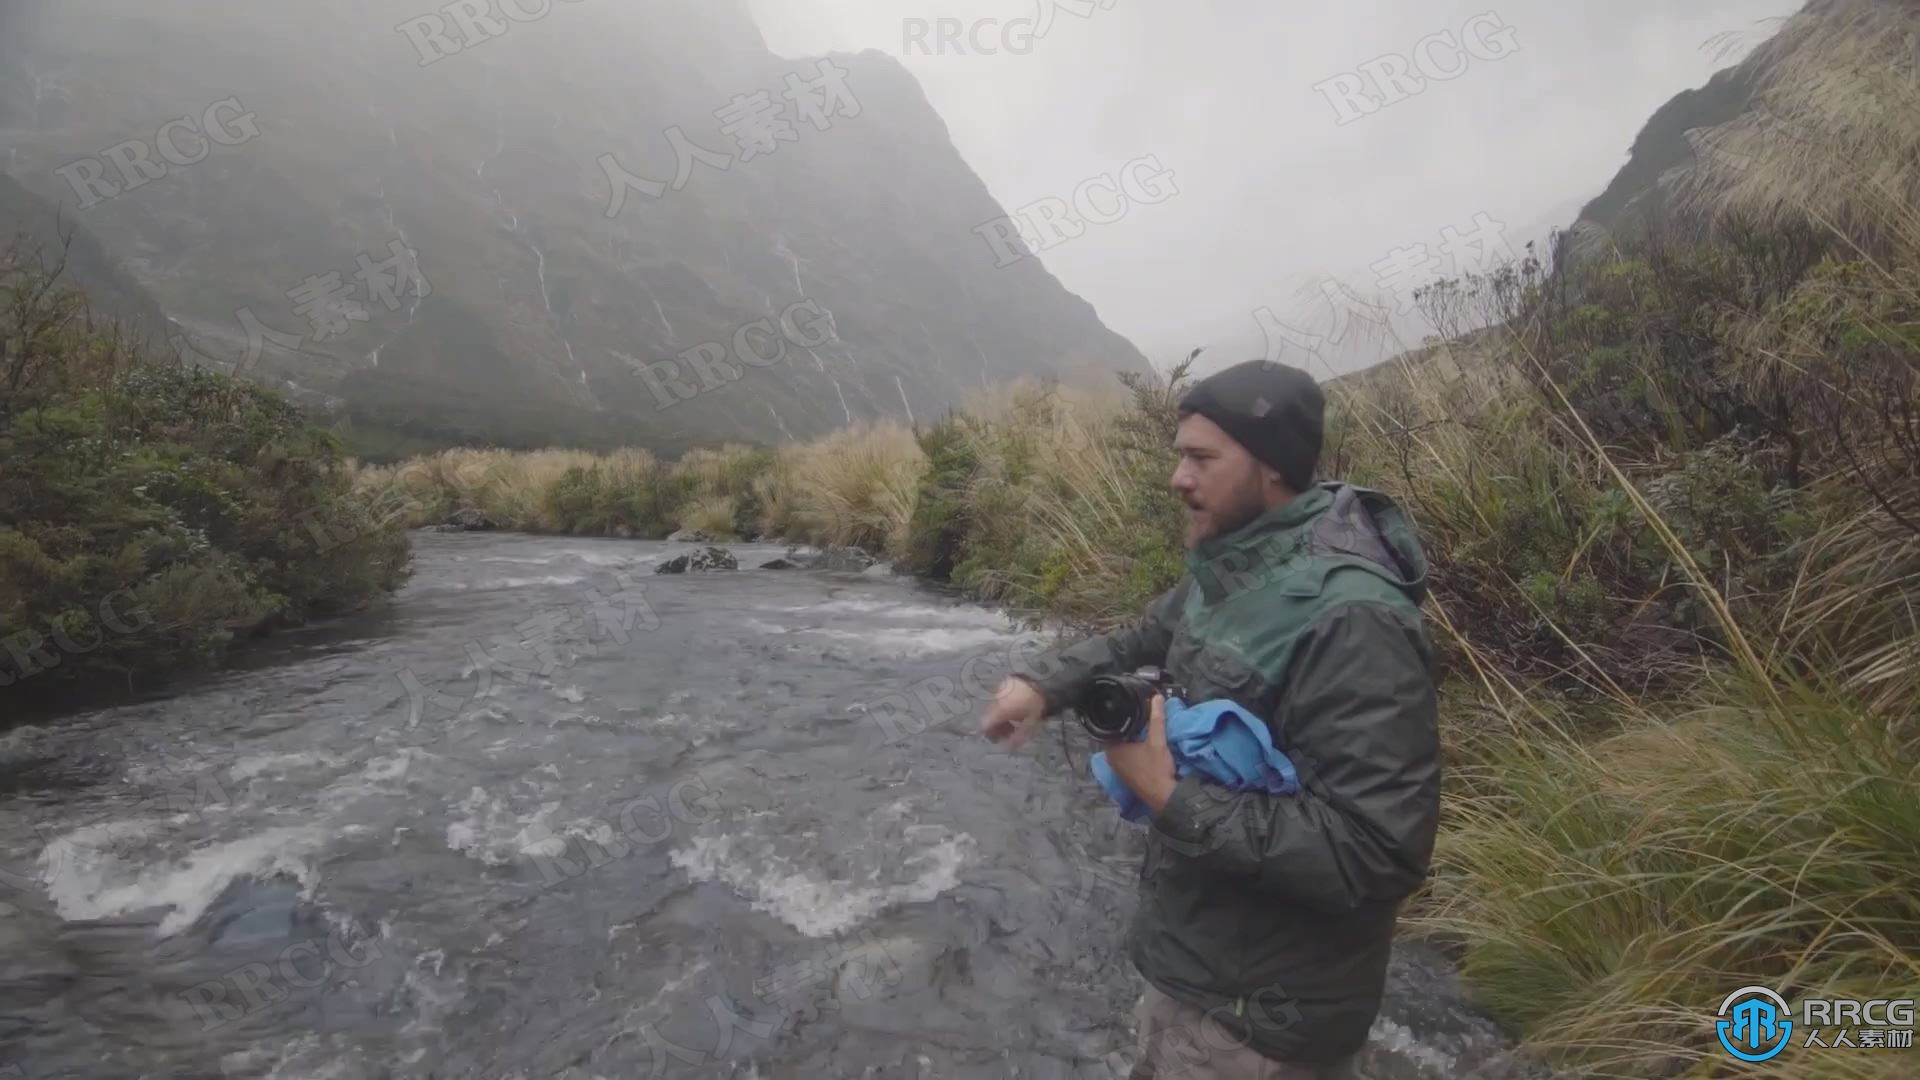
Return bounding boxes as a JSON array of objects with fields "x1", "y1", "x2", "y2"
[
  {"x1": 545, "y1": 465, "x2": 611, "y2": 535},
  {"x1": 899, "y1": 416, "x2": 980, "y2": 580},
  {"x1": 0, "y1": 239, "x2": 411, "y2": 699}
]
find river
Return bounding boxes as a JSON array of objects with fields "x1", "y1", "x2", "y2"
[{"x1": 1, "y1": 531, "x2": 1546, "y2": 1079}]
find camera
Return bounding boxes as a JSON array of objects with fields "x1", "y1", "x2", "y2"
[{"x1": 1078, "y1": 666, "x2": 1185, "y2": 743}]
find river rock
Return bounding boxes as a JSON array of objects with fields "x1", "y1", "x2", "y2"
[
  {"x1": 666, "y1": 528, "x2": 717, "y2": 543},
  {"x1": 827, "y1": 933, "x2": 942, "y2": 1002},
  {"x1": 758, "y1": 557, "x2": 799, "y2": 570},
  {"x1": 694, "y1": 547, "x2": 739, "y2": 571},
  {"x1": 435, "y1": 507, "x2": 496, "y2": 531},
  {"x1": 654, "y1": 546, "x2": 738, "y2": 574},
  {"x1": 1355, "y1": 942, "x2": 1575, "y2": 1079},
  {"x1": 808, "y1": 545, "x2": 878, "y2": 572},
  {"x1": 0, "y1": 893, "x2": 78, "y2": 1021}
]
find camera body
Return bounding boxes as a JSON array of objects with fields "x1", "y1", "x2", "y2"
[{"x1": 1078, "y1": 666, "x2": 1186, "y2": 743}]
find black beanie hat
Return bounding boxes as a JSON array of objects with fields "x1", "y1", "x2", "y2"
[{"x1": 1177, "y1": 359, "x2": 1325, "y2": 491}]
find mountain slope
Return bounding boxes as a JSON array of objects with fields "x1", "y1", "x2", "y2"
[
  {"x1": 0, "y1": 0, "x2": 1147, "y2": 456},
  {"x1": 1571, "y1": 0, "x2": 1915, "y2": 246},
  {"x1": 1574, "y1": 64, "x2": 1761, "y2": 232},
  {"x1": 0, "y1": 171, "x2": 167, "y2": 334}
]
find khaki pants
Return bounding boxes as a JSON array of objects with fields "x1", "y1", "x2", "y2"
[{"x1": 1128, "y1": 985, "x2": 1359, "y2": 1080}]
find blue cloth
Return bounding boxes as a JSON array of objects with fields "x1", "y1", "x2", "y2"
[{"x1": 1091, "y1": 696, "x2": 1300, "y2": 822}]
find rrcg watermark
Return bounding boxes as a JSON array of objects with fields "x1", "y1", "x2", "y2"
[
  {"x1": 1312, "y1": 12, "x2": 1520, "y2": 126},
  {"x1": 974, "y1": 154, "x2": 1179, "y2": 269},
  {"x1": 397, "y1": 569, "x2": 661, "y2": 728},
  {"x1": 1133, "y1": 985, "x2": 1307, "y2": 1079},
  {"x1": 630, "y1": 928, "x2": 911, "y2": 1071},
  {"x1": 397, "y1": 0, "x2": 589, "y2": 66},
  {"x1": 1, "y1": 589, "x2": 155, "y2": 687},
  {"x1": 514, "y1": 771, "x2": 723, "y2": 887},
  {"x1": 22, "y1": 757, "x2": 238, "y2": 906},
  {"x1": 1252, "y1": 209, "x2": 1515, "y2": 364},
  {"x1": 902, "y1": 16, "x2": 1042, "y2": 56},
  {"x1": 903, "y1": 2, "x2": 1117, "y2": 59},
  {"x1": 620, "y1": 298, "x2": 838, "y2": 410},
  {"x1": 54, "y1": 97, "x2": 260, "y2": 210},
  {"x1": 902, "y1": 0, "x2": 1119, "y2": 56},
  {"x1": 289, "y1": 482, "x2": 436, "y2": 560},
  {"x1": 174, "y1": 921, "x2": 384, "y2": 1033}
]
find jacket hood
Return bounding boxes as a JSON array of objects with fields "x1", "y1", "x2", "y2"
[
  {"x1": 1306, "y1": 482, "x2": 1429, "y2": 606},
  {"x1": 1187, "y1": 481, "x2": 1429, "y2": 606}
]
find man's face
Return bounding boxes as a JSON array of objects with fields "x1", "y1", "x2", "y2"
[{"x1": 1171, "y1": 413, "x2": 1274, "y2": 549}]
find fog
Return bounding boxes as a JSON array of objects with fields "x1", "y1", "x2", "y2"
[
  {"x1": 751, "y1": 0, "x2": 1803, "y2": 376},
  {"x1": 0, "y1": 0, "x2": 1807, "y2": 383}
]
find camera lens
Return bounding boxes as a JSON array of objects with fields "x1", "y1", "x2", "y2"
[{"x1": 1081, "y1": 674, "x2": 1152, "y2": 742}]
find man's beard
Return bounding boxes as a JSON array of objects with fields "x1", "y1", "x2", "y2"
[
  {"x1": 1211, "y1": 487, "x2": 1268, "y2": 537},
  {"x1": 1184, "y1": 479, "x2": 1269, "y2": 548}
]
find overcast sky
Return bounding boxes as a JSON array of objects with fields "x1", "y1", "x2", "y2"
[{"x1": 749, "y1": 0, "x2": 1803, "y2": 375}]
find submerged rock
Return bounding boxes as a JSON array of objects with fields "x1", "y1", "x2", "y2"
[
  {"x1": 426, "y1": 507, "x2": 496, "y2": 532},
  {"x1": 655, "y1": 546, "x2": 738, "y2": 574},
  {"x1": 804, "y1": 545, "x2": 878, "y2": 572},
  {"x1": 693, "y1": 547, "x2": 739, "y2": 571},
  {"x1": 1356, "y1": 942, "x2": 1572, "y2": 1079},
  {"x1": 751, "y1": 543, "x2": 878, "y2": 571}
]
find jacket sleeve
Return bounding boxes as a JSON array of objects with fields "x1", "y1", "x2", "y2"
[
  {"x1": 1013, "y1": 581, "x2": 1188, "y2": 716},
  {"x1": 1151, "y1": 599, "x2": 1441, "y2": 912}
]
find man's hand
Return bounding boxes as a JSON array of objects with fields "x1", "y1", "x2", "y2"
[
  {"x1": 981, "y1": 676, "x2": 1048, "y2": 750},
  {"x1": 1104, "y1": 693, "x2": 1179, "y2": 814}
]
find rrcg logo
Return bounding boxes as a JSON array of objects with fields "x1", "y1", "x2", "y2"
[
  {"x1": 901, "y1": 17, "x2": 1040, "y2": 56},
  {"x1": 1311, "y1": 11, "x2": 1521, "y2": 126},
  {"x1": 625, "y1": 299, "x2": 839, "y2": 410},
  {"x1": 397, "y1": 0, "x2": 590, "y2": 66},
  {"x1": 1717, "y1": 985, "x2": 1916, "y2": 1062},
  {"x1": 54, "y1": 98, "x2": 261, "y2": 209},
  {"x1": 1718, "y1": 986, "x2": 1796, "y2": 1063},
  {"x1": 973, "y1": 155, "x2": 1179, "y2": 268}
]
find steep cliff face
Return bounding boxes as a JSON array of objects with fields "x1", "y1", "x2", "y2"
[
  {"x1": 1574, "y1": 64, "x2": 1761, "y2": 232},
  {"x1": 1572, "y1": 0, "x2": 1913, "y2": 246},
  {"x1": 0, "y1": 0, "x2": 1147, "y2": 455}
]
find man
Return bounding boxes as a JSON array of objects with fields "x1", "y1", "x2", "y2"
[{"x1": 980, "y1": 359, "x2": 1441, "y2": 1079}]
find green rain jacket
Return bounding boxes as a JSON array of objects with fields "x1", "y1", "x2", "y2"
[{"x1": 1015, "y1": 481, "x2": 1441, "y2": 1064}]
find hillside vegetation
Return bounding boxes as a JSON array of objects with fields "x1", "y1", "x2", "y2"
[
  {"x1": 0, "y1": 233, "x2": 412, "y2": 703},
  {"x1": 348, "y1": 2, "x2": 1920, "y2": 1075}
]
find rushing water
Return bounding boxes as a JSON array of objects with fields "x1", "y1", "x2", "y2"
[{"x1": 1, "y1": 532, "x2": 1548, "y2": 1079}]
